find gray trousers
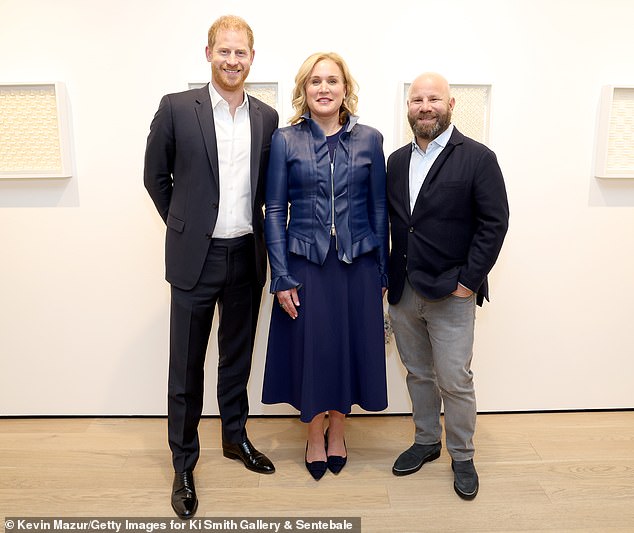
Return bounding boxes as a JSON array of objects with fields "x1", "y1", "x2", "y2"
[{"x1": 389, "y1": 278, "x2": 477, "y2": 461}]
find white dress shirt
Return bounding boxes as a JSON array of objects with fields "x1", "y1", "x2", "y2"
[{"x1": 208, "y1": 83, "x2": 253, "y2": 238}]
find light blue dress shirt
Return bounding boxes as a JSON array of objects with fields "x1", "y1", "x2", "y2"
[{"x1": 408, "y1": 124, "x2": 454, "y2": 213}]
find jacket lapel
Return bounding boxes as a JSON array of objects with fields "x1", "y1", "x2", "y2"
[
  {"x1": 194, "y1": 85, "x2": 220, "y2": 188},
  {"x1": 248, "y1": 94, "x2": 263, "y2": 209},
  {"x1": 410, "y1": 128, "x2": 463, "y2": 218}
]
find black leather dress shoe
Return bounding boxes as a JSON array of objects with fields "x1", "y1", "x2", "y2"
[
  {"x1": 222, "y1": 438, "x2": 275, "y2": 474},
  {"x1": 452, "y1": 459, "x2": 479, "y2": 500},
  {"x1": 392, "y1": 442, "x2": 441, "y2": 476},
  {"x1": 171, "y1": 470, "x2": 198, "y2": 520}
]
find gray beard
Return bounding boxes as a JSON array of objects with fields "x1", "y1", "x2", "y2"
[{"x1": 408, "y1": 112, "x2": 451, "y2": 141}]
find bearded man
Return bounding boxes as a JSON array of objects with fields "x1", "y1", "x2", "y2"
[
  {"x1": 386, "y1": 72, "x2": 509, "y2": 500},
  {"x1": 144, "y1": 14, "x2": 278, "y2": 519}
]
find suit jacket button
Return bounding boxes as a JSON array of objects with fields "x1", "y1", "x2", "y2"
[
  {"x1": 211, "y1": 203, "x2": 218, "y2": 209},
  {"x1": 206, "y1": 233, "x2": 213, "y2": 239},
  {"x1": 409, "y1": 227, "x2": 414, "y2": 233}
]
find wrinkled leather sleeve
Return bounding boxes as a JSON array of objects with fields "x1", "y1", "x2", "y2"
[
  {"x1": 367, "y1": 131, "x2": 389, "y2": 288},
  {"x1": 264, "y1": 130, "x2": 302, "y2": 293}
]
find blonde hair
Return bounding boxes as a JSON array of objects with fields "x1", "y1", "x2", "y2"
[
  {"x1": 289, "y1": 52, "x2": 359, "y2": 125},
  {"x1": 207, "y1": 15, "x2": 254, "y2": 50}
]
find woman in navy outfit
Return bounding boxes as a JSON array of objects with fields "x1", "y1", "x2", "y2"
[{"x1": 262, "y1": 52, "x2": 388, "y2": 480}]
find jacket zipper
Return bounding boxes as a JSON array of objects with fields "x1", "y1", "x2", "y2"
[{"x1": 330, "y1": 148, "x2": 338, "y2": 250}]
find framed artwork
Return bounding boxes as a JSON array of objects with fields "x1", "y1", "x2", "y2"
[
  {"x1": 594, "y1": 85, "x2": 634, "y2": 179},
  {"x1": 188, "y1": 82, "x2": 280, "y2": 110},
  {"x1": 399, "y1": 83, "x2": 491, "y2": 147},
  {"x1": 0, "y1": 82, "x2": 73, "y2": 179}
]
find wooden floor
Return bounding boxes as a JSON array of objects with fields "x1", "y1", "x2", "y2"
[{"x1": 1, "y1": 412, "x2": 634, "y2": 532}]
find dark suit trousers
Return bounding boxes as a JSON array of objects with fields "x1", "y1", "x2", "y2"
[{"x1": 167, "y1": 234, "x2": 261, "y2": 473}]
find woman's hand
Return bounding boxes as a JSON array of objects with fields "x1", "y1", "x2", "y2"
[{"x1": 276, "y1": 287, "x2": 300, "y2": 319}]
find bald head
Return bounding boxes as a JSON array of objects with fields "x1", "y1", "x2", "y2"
[
  {"x1": 407, "y1": 72, "x2": 455, "y2": 149},
  {"x1": 408, "y1": 72, "x2": 452, "y2": 101}
]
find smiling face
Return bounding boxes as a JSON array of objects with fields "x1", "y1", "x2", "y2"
[
  {"x1": 206, "y1": 28, "x2": 254, "y2": 96},
  {"x1": 305, "y1": 59, "x2": 346, "y2": 122},
  {"x1": 407, "y1": 73, "x2": 455, "y2": 145}
]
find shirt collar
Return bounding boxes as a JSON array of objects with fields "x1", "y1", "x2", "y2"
[
  {"x1": 208, "y1": 82, "x2": 249, "y2": 111},
  {"x1": 411, "y1": 123, "x2": 454, "y2": 154}
]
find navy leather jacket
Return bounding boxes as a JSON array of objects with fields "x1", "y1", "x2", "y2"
[{"x1": 265, "y1": 114, "x2": 388, "y2": 293}]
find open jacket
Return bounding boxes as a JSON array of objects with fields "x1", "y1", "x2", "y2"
[
  {"x1": 387, "y1": 127, "x2": 509, "y2": 306},
  {"x1": 144, "y1": 85, "x2": 278, "y2": 289},
  {"x1": 264, "y1": 114, "x2": 388, "y2": 293}
]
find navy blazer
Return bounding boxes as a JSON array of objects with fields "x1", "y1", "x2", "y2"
[
  {"x1": 144, "y1": 85, "x2": 279, "y2": 290},
  {"x1": 264, "y1": 115, "x2": 388, "y2": 293},
  {"x1": 387, "y1": 127, "x2": 509, "y2": 306}
]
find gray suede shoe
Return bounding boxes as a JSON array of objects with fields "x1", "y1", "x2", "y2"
[
  {"x1": 452, "y1": 459, "x2": 479, "y2": 500},
  {"x1": 392, "y1": 442, "x2": 441, "y2": 476}
]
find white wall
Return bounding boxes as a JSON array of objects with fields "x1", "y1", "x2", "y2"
[{"x1": 1, "y1": 0, "x2": 633, "y2": 415}]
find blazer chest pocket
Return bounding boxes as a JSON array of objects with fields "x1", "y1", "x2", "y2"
[
  {"x1": 167, "y1": 213, "x2": 185, "y2": 233},
  {"x1": 436, "y1": 182, "x2": 470, "y2": 220}
]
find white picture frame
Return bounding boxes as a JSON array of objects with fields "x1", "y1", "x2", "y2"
[
  {"x1": 0, "y1": 82, "x2": 73, "y2": 179},
  {"x1": 594, "y1": 85, "x2": 634, "y2": 179}
]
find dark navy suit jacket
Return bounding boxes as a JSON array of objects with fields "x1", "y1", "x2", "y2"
[
  {"x1": 144, "y1": 85, "x2": 279, "y2": 290},
  {"x1": 387, "y1": 127, "x2": 509, "y2": 307}
]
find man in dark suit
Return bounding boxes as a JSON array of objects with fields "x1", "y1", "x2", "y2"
[
  {"x1": 144, "y1": 15, "x2": 278, "y2": 519},
  {"x1": 387, "y1": 72, "x2": 509, "y2": 500}
]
